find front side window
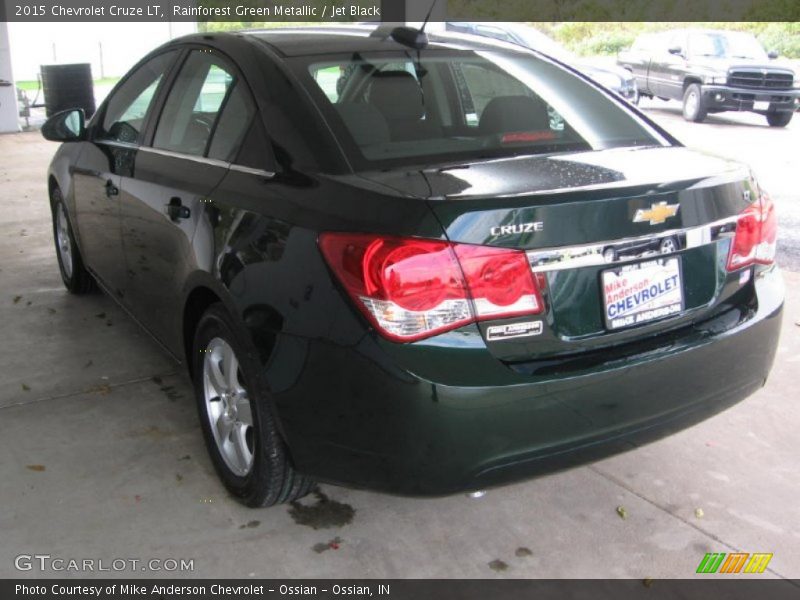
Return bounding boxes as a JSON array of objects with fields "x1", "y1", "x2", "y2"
[
  {"x1": 99, "y1": 51, "x2": 177, "y2": 144},
  {"x1": 688, "y1": 32, "x2": 768, "y2": 60},
  {"x1": 153, "y1": 50, "x2": 235, "y2": 156},
  {"x1": 631, "y1": 34, "x2": 658, "y2": 54},
  {"x1": 300, "y1": 50, "x2": 666, "y2": 169}
]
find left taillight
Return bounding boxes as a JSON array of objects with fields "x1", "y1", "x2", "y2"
[
  {"x1": 319, "y1": 233, "x2": 543, "y2": 342},
  {"x1": 726, "y1": 190, "x2": 777, "y2": 271}
]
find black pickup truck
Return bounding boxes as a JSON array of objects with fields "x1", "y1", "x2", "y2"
[{"x1": 618, "y1": 29, "x2": 799, "y2": 126}]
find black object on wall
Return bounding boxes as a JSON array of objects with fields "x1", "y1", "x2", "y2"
[{"x1": 41, "y1": 63, "x2": 96, "y2": 117}]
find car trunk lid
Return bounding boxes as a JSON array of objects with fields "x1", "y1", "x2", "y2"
[{"x1": 355, "y1": 146, "x2": 756, "y2": 363}]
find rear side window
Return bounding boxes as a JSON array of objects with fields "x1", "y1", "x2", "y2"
[
  {"x1": 207, "y1": 82, "x2": 255, "y2": 162},
  {"x1": 153, "y1": 50, "x2": 235, "y2": 156},
  {"x1": 99, "y1": 51, "x2": 177, "y2": 144}
]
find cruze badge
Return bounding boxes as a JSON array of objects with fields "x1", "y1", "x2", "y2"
[
  {"x1": 633, "y1": 202, "x2": 680, "y2": 225},
  {"x1": 490, "y1": 222, "x2": 543, "y2": 236}
]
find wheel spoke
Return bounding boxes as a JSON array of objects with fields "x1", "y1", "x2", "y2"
[
  {"x1": 206, "y1": 396, "x2": 223, "y2": 422},
  {"x1": 236, "y1": 396, "x2": 253, "y2": 427},
  {"x1": 215, "y1": 413, "x2": 234, "y2": 443},
  {"x1": 222, "y1": 343, "x2": 241, "y2": 392},
  {"x1": 231, "y1": 423, "x2": 253, "y2": 472},
  {"x1": 205, "y1": 351, "x2": 227, "y2": 396}
]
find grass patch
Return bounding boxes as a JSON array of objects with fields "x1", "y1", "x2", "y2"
[{"x1": 15, "y1": 76, "x2": 121, "y2": 92}]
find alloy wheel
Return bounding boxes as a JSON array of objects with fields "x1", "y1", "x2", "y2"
[
  {"x1": 55, "y1": 203, "x2": 73, "y2": 279},
  {"x1": 202, "y1": 337, "x2": 255, "y2": 476}
]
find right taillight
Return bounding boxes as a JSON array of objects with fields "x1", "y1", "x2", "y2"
[
  {"x1": 319, "y1": 233, "x2": 543, "y2": 342},
  {"x1": 726, "y1": 191, "x2": 777, "y2": 271}
]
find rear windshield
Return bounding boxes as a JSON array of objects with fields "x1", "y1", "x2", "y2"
[{"x1": 292, "y1": 48, "x2": 667, "y2": 169}]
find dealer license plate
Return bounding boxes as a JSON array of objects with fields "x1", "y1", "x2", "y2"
[
  {"x1": 753, "y1": 101, "x2": 769, "y2": 111},
  {"x1": 602, "y1": 258, "x2": 683, "y2": 330}
]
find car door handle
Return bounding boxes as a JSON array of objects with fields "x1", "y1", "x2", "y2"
[
  {"x1": 105, "y1": 179, "x2": 119, "y2": 197},
  {"x1": 166, "y1": 197, "x2": 191, "y2": 221}
]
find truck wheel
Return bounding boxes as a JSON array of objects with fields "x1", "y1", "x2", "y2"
[
  {"x1": 192, "y1": 303, "x2": 315, "y2": 507},
  {"x1": 682, "y1": 84, "x2": 707, "y2": 122},
  {"x1": 766, "y1": 112, "x2": 792, "y2": 128}
]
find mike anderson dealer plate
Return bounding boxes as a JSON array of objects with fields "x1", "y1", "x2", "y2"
[{"x1": 602, "y1": 257, "x2": 684, "y2": 330}]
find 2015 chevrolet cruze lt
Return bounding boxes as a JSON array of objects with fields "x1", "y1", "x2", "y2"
[{"x1": 42, "y1": 26, "x2": 783, "y2": 507}]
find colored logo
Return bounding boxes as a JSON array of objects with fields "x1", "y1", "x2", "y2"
[
  {"x1": 696, "y1": 552, "x2": 773, "y2": 574},
  {"x1": 633, "y1": 202, "x2": 680, "y2": 225}
]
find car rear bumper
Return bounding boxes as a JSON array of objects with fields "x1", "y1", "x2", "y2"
[
  {"x1": 701, "y1": 84, "x2": 800, "y2": 113},
  {"x1": 274, "y1": 267, "x2": 783, "y2": 496}
]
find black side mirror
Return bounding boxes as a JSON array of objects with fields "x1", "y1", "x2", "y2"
[
  {"x1": 668, "y1": 46, "x2": 684, "y2": 57},
  {"x1": 768, "y1": 50, "x2": 779, "y2": 59},
  {"x1": 42, "y1": 109, "x2": 86, "y2": 142}
]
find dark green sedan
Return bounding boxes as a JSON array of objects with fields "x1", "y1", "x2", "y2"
[{"x1": 42, "y1": 25, "x2": 783, "y2": 507}]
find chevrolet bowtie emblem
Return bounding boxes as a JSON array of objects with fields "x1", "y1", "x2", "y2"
[{"x1": 633, "y1": 202, "x2": 680, "y2": 225}]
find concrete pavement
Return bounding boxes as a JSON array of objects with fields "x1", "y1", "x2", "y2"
[{"x1": 0, "y1": 126, "x2": 798, "y2": 580}]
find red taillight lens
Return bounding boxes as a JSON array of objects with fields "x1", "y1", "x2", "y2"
[
  {"x1": 319, "y1": 233, "x2": 543, "y2": 342},
  {"x1": 453, "y1": 245, "x2": 542, "y2": 319},
  {"x1": 727, "y1": 191, "x2": 777, "y2": 271}
]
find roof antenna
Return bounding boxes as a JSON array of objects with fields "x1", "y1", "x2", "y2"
[
  {"x1": 419, "y1": 0, "x2": 439, "y2": 35},
  {"x1": 386, "y1": 0, "x2": 439, "y2": 50}
]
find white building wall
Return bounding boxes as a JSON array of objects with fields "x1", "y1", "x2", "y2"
[
  {"x1": 7, "y1": 22, "x2": 197, "y2": 82},
  {"x1": 0, "y1": 22, "x2": 20, "y2": 133}
]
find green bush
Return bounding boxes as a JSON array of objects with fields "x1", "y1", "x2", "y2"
[
  {"x1": 547, "y1": 22, "x2": 800, "y2": 59},
  {"x1": 757, "y1": 23, "x2": 800, "y2": 58},
  {"x1": 575, "y1": 32, "x2": 637, "y2": 56},
  {"x1": 552, "y1": 22, "x2": 597, "y2": 46}
]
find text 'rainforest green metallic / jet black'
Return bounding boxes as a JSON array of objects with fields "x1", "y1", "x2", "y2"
[{"x1": 41, "y1": 25, "x2": 783, "y2": 507}]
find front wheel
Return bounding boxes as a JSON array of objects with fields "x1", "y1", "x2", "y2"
[
  {"x1": 766, "y1": 112, "x2": 793, "y2": 128},
  {"x1": 192, "y1": 303, "x2": 315, "y2": 507},
  {"x1": 682, "y1": 84, "x2": 707, "y2": 122},
  {"x1": 51, "y1": 187, "x2": 94, "y2": 294}
]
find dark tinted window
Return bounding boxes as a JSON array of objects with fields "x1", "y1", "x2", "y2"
[
  {"x1": 301, "y1": 50, "x2": 666, "y2": 168},
  {"x1": 153, "y1": 50, "x2": 235, "y2": 156},
  {"x1": 100, "y1": 51, "x2": 176, "y2": 144},
  {"x1": 234, "y1": 119, "x2": 272, "y2": 170},
  {"x1": 207, "y1": 82, "x2": 255, "y2": 162}
]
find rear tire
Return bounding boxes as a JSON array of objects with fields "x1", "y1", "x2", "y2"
[
  {"x1": 50, "y1": 186, "x2": 94, "y2": 294},
  {"x1": 766, "y1": 112, "x2": 792, "y2": 127},
  {"x1": 682, "y1": 84, "x2": 707, "y2": 123},
  {"x1": 192, "y1": 303, "x2": 315, "y2": 507}
]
